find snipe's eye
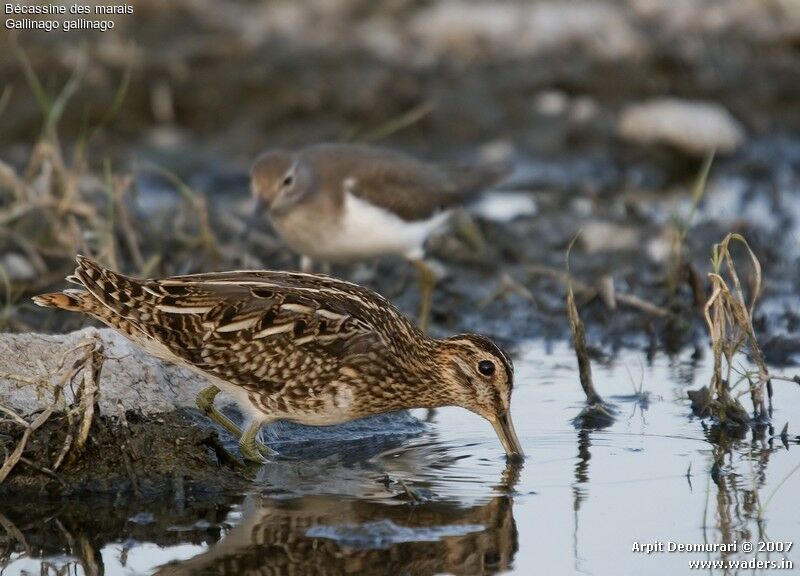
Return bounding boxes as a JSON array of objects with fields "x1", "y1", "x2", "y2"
[
  {"x1": 282, "y1": 174, "x2": 294, "y2": 187},
  {"x1": 478, "y1": 360, "x2": 495, "y2": 376}
]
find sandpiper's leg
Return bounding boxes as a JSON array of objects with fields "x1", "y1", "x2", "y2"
[
  {"x1": 196, "y1": 385, "x2": 242, "y2": 437},
  {"x1": 239, "y1": 421, "x2": 274, "y2": 463},
  {"x1": 453, "y1": 209, "x2": 487, "y2": 256},
  {"x1": 412, "y1": 259, "x2": 436, "y2": 333},
  {"x1": 300, "y1": 255, "x2": 314, "y2": 273}
]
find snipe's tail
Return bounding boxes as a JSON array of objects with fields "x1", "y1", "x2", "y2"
[
  {"x1": 32, "y1": 289, "x2": 91, "y2": 311},
  {"x1": 32, "y1": 254, "x2": 144, "y2": 318}
]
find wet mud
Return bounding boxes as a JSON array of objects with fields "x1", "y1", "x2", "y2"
[{"x1": 0, "y1": 410, "x2": 252, "y2": 498}]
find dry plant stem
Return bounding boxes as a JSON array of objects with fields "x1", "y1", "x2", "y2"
[
  {"x1": 669, "y1": 152, "x2": 714, "y2": 296},
  {"x1": 114, "y1": 400, "x2": 141, "y2": 496},
  {"x1": 526, "y1": 265, "x2": 671, "y2": 317},
  {"x1": 54, "y1": 518, "x2": 102, "y2": 576},
  {"x1": 114, "y1": 177, "x2": 146, "y2": 271},
  {"x1": 721, "y1": 236, "x2": 772, "y2": 407},
  {"x1": 567, "y1": 288, "x2": 602, "y2": 405},
  {"x1": 0, "y1": 334, "x2": 102, "y2": 483},
  {"x1": 351, "y1": 100, "x2": 435, "y2": 143},
  {"x1": 74, "y1": 341, "x2": 104, "y2": 455},
  {"x1": 0, "y1": 510, "x2": 30, "y2": 557},
  {"x1": 564, "y1": 235, "x2": 604, "y2": 406},
  {"x1": 703, "y1": 233, "x2": 770, "y2": 421},
  {"x1": 0, "y1": 395, "x2": 60, "y2": 484},
  {"x1": 18, "y1": 456, "x2": 66, "y2": 487},
  {"x1": 52, "y1": 431, "x2": 74, "y2": 471}
]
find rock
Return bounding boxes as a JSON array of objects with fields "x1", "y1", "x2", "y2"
[
  {"x1": 471, "y1": 192, "x2": 538, "y2": 223},
  {"x1": 570, "y1": 95, "x2": 599, "y2": 124},
  {"x1": 1, "y1": 253, "x2": 37, "y2": 282},
  {"x1": 580, "y1": 221, "x2": 640, "y2": 253},
  {"x1": 0, "y1": 328, "x2": 207, "y2": 416},
  {"x1": 618, "y1": 98, "x2": 745, "y2": 156},
  {"x1": 535, "y1": 90, "x2": 570, "y2": 116}
]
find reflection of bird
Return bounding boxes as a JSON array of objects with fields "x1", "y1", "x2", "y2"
[
  {"x1": 249, "y1": 143, "x2": 507, "y2": 331},
  {"x1": 34, "y1": 256, "x2": 523, "y2": 463},
  {"x1": 154, "y1": 494, "x2": 518, "y2": 576}
]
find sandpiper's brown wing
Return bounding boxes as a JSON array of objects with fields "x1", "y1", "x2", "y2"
[
  {"x1": 304, "y1": 144, "x2": 508, "y2": 222},
  {"x1": 61, "y1": 257, "x2": 415, "y2": 393}
]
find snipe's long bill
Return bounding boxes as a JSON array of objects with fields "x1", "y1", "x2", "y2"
[{"x1": 34, "y1": 256, "x2": 524, "y2": 463}]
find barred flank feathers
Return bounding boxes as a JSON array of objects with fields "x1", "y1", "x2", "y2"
[{"x1": 73, "y1": 254, "x2": 150, "y2": 321}]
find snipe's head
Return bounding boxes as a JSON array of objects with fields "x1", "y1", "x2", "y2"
[
  {"x1": 250, "y1": 150, "x2": 313, "y2": 218},
  {"x1": 438, "y1": 334, "x2": 524, "y2": 461}
]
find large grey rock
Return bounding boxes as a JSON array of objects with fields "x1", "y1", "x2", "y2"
[
  {"x1": 0, "y1": 328, "x2": 207, "y2": 417},
  {"x1": 618, "y1": 98, "x2": 745, "y2": 156}
]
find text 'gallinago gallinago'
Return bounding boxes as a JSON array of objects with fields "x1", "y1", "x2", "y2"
[{"x1": 34, "y1": 256, "x2": 523, "y2": 463}]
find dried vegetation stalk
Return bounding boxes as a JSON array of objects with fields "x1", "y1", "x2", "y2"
[
  {"x1": 564, "y1": 236, "x2": 614, "y2": 427},
  {"x1": 0, "y1": 331, "x2": 104, "y2": 484},
  {"x1": 692, "y1": 233, "x2": 772, "y2": 425}
]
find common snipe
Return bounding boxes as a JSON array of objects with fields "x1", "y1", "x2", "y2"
[{"x1": 34, "y1": 256, "x2": 523, "y2": 462}]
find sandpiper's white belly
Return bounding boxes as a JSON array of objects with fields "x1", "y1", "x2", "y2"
[{"x1": 274, "y1": 192, "x2": 449, "y2": 262}]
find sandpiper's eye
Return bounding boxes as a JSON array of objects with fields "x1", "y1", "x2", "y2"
[
  {"x1": 478, "y1": 360, "x2": 495, "y2": 376},
  {"x1": 282, "y1": 174, "x2": 294, "y2": 187}
]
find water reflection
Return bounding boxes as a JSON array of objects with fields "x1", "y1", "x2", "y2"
[
  {"x1": 572, "y1": 429, "x2": 592, "y2": 574},
  {"x1": 703, "y1": 424, "x2": 779, "y2": 556},
  {"x1": 563, "y1": 362, "x2": 798, "y2": 574},
  {"x1": 2, "y1": 345, "x2": 799, "y2": 575},
  {"x1": 0, "y1": 498, "x2": 234, "y2": 575},
  {"x1": 154, "y1": 493, "x2": 518, "y2": 576}
]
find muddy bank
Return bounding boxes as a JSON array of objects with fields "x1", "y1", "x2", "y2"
[
  {"x1": 0, "y1": 329, "x2": 250, "y2": 497},
  {"x1": 0, "y1": 409, "x2": 253, "y2": 498}
]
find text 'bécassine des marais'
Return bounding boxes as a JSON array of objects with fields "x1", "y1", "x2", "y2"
[{"x1": 5, "y1": 4, "x2": 132, "y2": 14}]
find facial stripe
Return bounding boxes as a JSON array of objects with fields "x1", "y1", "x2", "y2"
[{"x1": 449, "y1": 333, "x2": 514, "y2": 388}]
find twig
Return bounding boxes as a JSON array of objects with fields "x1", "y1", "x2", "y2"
[
  {"x1": 354, "y1": 101, "x2": 435, "y2": 143},
  {"x1": 0, "y1": 404, "x2": 28, "y2": 428},
  {"x1": 0, "y1": 334, "x2": 103, "y2": 483},
  {"x1": 565, "y1": 235, "x2": 602, "y2": 405},
  {"x1": 0, "y1": 392, "x2": 60, "y2": 484},
  {"x1": 18, "y1": 456, "x2": 66, "y2": 487},
  {"x1": 74, "y1": 339, "x2": 103, "y2": 455},
  {"x1": 525, "y1": 265, "x2": 671, "y2": 317}
]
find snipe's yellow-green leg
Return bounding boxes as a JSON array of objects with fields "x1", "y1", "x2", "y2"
[{"x1": 196, "y1": 385, "x2": 274, "y2": 462}]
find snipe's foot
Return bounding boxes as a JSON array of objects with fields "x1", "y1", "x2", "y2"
[
  {"x1": 239, "y1": 422, "x2": 275, "y2": 464},
  {"x1": 197, "y1": 386, "x2": 273, "y2": 462}
]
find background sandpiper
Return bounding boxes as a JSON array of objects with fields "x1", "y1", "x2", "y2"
[{"x1": 249, "y1": 143, "x2": 508, "y2": 330}]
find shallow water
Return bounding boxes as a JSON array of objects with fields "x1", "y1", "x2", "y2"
[{"x1": 2, "y1": 341, "x2": 799, "y2": 575}]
